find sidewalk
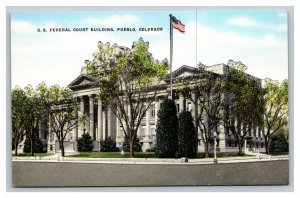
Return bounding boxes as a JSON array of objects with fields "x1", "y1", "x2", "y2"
[{"x1": 12, "y1": 154, "x2": 289, "y2": 165}]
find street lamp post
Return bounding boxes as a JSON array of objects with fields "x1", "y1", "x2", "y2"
[{"x1": 214, "y1": 131, "x2": 218, "y2": 163}]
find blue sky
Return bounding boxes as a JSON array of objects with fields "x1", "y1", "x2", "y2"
[{"x1": 11, "y1": 10, "x2": 288, "y2": 88}]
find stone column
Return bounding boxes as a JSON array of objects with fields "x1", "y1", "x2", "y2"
[
  {"x1": 143, "y1": 103, "x2": 151, "y2": 151},
  {"x1": 75, "y1": 110, "x2": 79, "y2": 141},
  {"x1": 116, "y1": 116, "x2": 120, "y2": 138},
  {"x1": 146, "y1": 105, "x2": 151, "y2": 137},
  {"x1": 89, "y1": 95, "x2": 94, "y2": 140},
  {"x1": 107, "y1": 107, "x2": 112, "y2": 138},
  {"x1": 218, "y1": 124, "x2": 226, "y2": 152},
  {"x1": 154, "y1": 99, "x2": 159, "y2": 125},
  {"x1": 179, "y1": 94, "x2": 184, "y2": 112},
  {"x1": 78, "y1": 96, "x2": 85, "y2": 137},
  {"x1": 102, "y1": 108, "x2": 106, "y2": 140},
  {"x1": 97, "y1": 99, "x2": 102, "y2": 141},
  {"x1": 191, "y1": 93, "x2": 198, "y2": 123}
]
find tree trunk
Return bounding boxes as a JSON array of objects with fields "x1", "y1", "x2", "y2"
[
  {"x1": 31, "y1": 137, "x2": 34, "y2": 156},
  {"x1": 204, "y1": 141, "x2": 209, "y2": 158},
  {"x1": 265, "y1": 138, "x2": 269, "y2": 154},
  {"x1": 14, "y1": 142, "x2": 18, "y2": 156},
  {"x1": 61, "y1": 141, "x2": 65, "y2": 157},
  {"x1": 129, "y1": 140, "x2": 135, "y2": 158},
  {"x1": 238, "y1": 140, "x2": 242, "y2": 156}
]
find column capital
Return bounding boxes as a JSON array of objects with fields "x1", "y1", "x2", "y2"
[
  {"x1": 97, "y1": 98, "x2": 102, "y2": 105},
  {"x1": 77, "y1": 95, "x2": 84, "y2": 101},
  {"x1": 89, "y1": 94, "x2": 95, "y2": 99}
]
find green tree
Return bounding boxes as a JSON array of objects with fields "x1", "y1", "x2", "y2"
[
  {"x1": 22, "y1": 85, "x2": 45, "y2": 156},
  {"x1": 180, "y1": 63, "x2": 224, "y2": 158},
  {"x1": 77, "y1": 133, "x2": 94, "y2": 152},
  {"x1": 37, "y1": 83, "x2": 78, "y2": 157},
  {"x1": 155, "y1": 99, "x2": 178, "y2": 158},
  {"x1": 23, "y1": 129, "x2": 44, "y2": 153},
  {"x1": 223, "y1": 60, "x2": 264, "y2": 156},
  {"x1": 12, "y1": 87, "x2": 28, "y2": 156},
  {"x1": 86, "y1": 38, "x2": 168, "y2": 157},
  {"x1": 269, "y1": 133, "x2": 289, "y2": 153},
  {"x1": 178, "y1": 111, "x2": 197, "y2": 158},
  {"x1": 263, "y1": 79, "x2": 288, "y2": 154}
]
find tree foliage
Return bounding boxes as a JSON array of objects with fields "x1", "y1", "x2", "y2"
[
  {"x1": 223, "y1": 60, "x2": 264, "y2": 155},
  {"x1": 12, "y1": 85, "x2": 46, "y2": 156},
  {"x1": 269, "y1": 133, "x2": 289, "y2": 153},
  {"x1": 180, "y1": 63, "x2": 224, "y2": 158},
  {"x1": 37, "y1": 83, "x2": 78, "y2": 157},
  {"x1": 23, "y1": 130, "x2": 44, "y2": 153},
  {"x1": 77, "y1": 133, "x2": 94, "y2": 152},
  {"x1": 12, "y1": 87, "x2": 28, "y2": 156},
  {"x1": 178, "y1": 111, "x2": 198, "y2": 158},
  {"x1": 86, "y1": 38, "x2": 168, "y2": 157},
  {"x1": 155, "y1": 99, "x2": 178, "y2": 158},
  {"x1": 263, "y1": 79, "x2": 288, "y2": 154}
]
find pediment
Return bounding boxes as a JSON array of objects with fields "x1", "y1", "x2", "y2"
[
  {"x1": 166, "y1": 65, "x2": 197, "y2": 81},
  {"x1": 68, "y1": 75, "x2": 97, "y2": 90},
  {"x1": 175, "y1": 70, "x2": 195, "y2": 79}
]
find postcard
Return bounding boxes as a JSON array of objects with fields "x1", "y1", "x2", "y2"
[{"x1": 10, "y1": 8, "x2": 289, "y2": 187}]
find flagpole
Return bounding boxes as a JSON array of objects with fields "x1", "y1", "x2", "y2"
[{"x1": 169, "y1": 14, "x2": 173, "y2": 99}]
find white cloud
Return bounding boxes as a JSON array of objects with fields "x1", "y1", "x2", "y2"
[
  {"x1": 196, "y1": 23, "x2": 287, "y2": 81},
  {"x1": 227, "y1": 17, "x2": 259, "y2": 27},
  {"x1": 197, "y1": 23, "x2": 286, "y2": 49},
  {"x1": 83, "y1": 14, "x2": 139, "y2": 26},
  {"x1": 10, "y1": 18, "x2": 288, "y2": 89},
  {"x1": 227, "y1": 16, "x2": 287, "y2": 32},
  {"x1": 11, "y1": 20, "x2": 36, "y2": 33}
]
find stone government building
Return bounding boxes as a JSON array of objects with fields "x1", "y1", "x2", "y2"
[{"x1": 39, "y1": 62, "x2": 266, "y2": 154}]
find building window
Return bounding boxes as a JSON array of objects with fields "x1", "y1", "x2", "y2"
[
  {"x1": 151, "y1": 104, "x2": 155, "y2": 117},
  {"x1": 177, "y1": 104, "x2": 180, "y2": 113}
]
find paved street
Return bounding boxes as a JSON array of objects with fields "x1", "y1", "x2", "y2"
[{"x1": 12, "y1": 159, "x2": 289, "y2": 187}]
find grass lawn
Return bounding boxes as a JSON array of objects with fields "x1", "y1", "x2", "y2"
[
  {"x1": 71, "y1": 152, "x2": 242, "y2": 159},
  {"x1": 13, "y1": 153, "x2": 55, "y2": 157},
  {"x1": 270, "y1": 152, "x2": 289, "y2": 156},
  {"x1": 73, "y1": 152, "x2": 156, "y2": 158}
]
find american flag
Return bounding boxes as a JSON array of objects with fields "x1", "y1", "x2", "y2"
[{"x1": 171, "y1": 16, "x2": 185, "y2": 34}]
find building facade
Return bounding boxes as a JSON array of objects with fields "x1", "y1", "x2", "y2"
[{"x1": 40, "y1": 63, "x2": 266, "y2": 153}]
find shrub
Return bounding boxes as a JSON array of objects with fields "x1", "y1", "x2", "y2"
[
  {"x1": 101, "y1": 137, "x2": 119, "y2": 152},
  {"x1": 178, "y1": 111, "x2": 198, "y2": 158},
  {"x1": 146, "y1": 147, "x2": 156, "y2": 152},
  {"x1": 269, "y1": 133, "x2": 289, "y2": 153},
  {"x1": 155, "y1": 99, "x2": 178, "y2": 158},
  {"x1": 77, "y1": 133, "x2": 94, "y2": 152},
  {"x1": 122, "y1": 137, "x2": 142, "y2": 152},
  {"x1": 23, "y1": 130, "x2": 44, "y2": 153}
]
